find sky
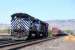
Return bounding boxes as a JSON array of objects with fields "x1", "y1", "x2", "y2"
[{"x1": 0, "y1": 0, "x2": 75, "y2": 24}]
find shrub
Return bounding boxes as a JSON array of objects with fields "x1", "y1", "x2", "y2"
[
  {"x1": 48, "y1": 30, "x2": 52, "y2": 37},
  {"x1": 64, "y1": 30, "x2": 74, "y2": 35}
]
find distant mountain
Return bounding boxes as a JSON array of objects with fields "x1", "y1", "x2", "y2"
[
  {"x1": 0, "y1": 19, "x2": 75, "y2": 31},
  {"x1": 46, "y1": 19, "x2": 75, "y2": 31}
]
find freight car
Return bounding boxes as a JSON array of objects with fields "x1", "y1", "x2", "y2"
[
  {"x1": 51, "y1": 27, "x2": 68, "y2": 37},
  {"x1": 11, "y1": 13, "x2": 48, "y2": 40}
]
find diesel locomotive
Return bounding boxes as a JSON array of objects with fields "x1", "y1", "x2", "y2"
[{"x1": 11, "y1": 13, "x2": 48, "y2": 40}]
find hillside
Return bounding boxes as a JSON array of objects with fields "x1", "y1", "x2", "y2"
[
  {"x1": 46, "y1": 19, "x2": 75, "y2": 31},
  {"x1": 0, "y1": 24, "x2": 10, "y2": 35},
  {"x1": 0, "y1": 24, "x2": 10, "y2": 30}
]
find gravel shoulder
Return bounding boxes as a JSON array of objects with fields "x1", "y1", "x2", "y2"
[{"x1": 20, "y1": 37, "x2": 75, "y2": 50}]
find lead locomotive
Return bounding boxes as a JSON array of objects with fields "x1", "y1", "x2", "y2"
[{"x1": 11, "y1": 13, "x2": 48, "y2": 40}]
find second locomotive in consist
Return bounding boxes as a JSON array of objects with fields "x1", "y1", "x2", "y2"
[{"x1": 11, "y1": 13, "x2": 48, "y2": 40}]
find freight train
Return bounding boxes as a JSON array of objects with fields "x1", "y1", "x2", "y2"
[{"x1": 11, "y1": 13, "x2": 48, "y2": 40}]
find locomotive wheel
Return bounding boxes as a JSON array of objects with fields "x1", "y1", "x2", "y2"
[
  {"x1": 39, "y1": 32, "x2": 43, "y2": 36},
  {"x1": 45, "y1": 33, "x2": 48, "y2": 37},
  {"x1": 30, "y1": 33, "x2": 36, "y2": 39},
  {"x1": 27, "y1": 31, "x2": 36, "y2": 39},
  {"x1": 39, "y1": 33, "x2": 43, "y2": 38},
  {"x1": 36, "y1": 32, "x2": 44, "y2": 39},
  {"x1": 31, "y1": 33, "x2": 36, "y2": 37},
  {"x1": 43, "y1": 33, "x2": 48, "y2": 37}
]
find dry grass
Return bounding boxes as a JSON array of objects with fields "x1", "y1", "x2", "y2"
[
  {"x1": 0, "y1": 29, "x2": 10, "y2": 35},
  {"x1": 64, "y1": 35, "x2": 75, "y2": 42}
]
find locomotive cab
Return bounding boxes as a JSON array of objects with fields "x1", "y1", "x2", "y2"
[{"x1": 29, "y1": 19, "x2": 41, "y2": 39}]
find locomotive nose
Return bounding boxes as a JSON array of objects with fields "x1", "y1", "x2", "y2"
[
  {"x1": 17, "y1": 25, "x2": 20, "y2": 29},
  {"x1": 15, "y1": 19, "x2": 21, "y2": 29}
]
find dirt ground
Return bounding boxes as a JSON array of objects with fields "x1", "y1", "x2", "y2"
[{"x1": 20, "y1": 37, "x2": 75, "y2": 50}]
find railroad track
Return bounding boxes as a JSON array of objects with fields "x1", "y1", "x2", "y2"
[
  {"x1": 0, "y1": 35, "x2": 66, "y2": 50},
  {"x1": 0, "y1": 36, "x2": 64, "y2": 50},
  {"x1": 0, "y1": 37, "x2": 57, "y2": 50},
  {"x1": 0, "y1": 40, "x2": 24, "y2": 45}
]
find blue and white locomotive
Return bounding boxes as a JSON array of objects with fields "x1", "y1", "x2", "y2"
[{"x1": 11, "y1": 13, "x2": 48, "y2": 40}]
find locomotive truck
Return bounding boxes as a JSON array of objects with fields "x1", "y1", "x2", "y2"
[{"x1": 11, "y1": 13, "x2": 48, "y2": 40}]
